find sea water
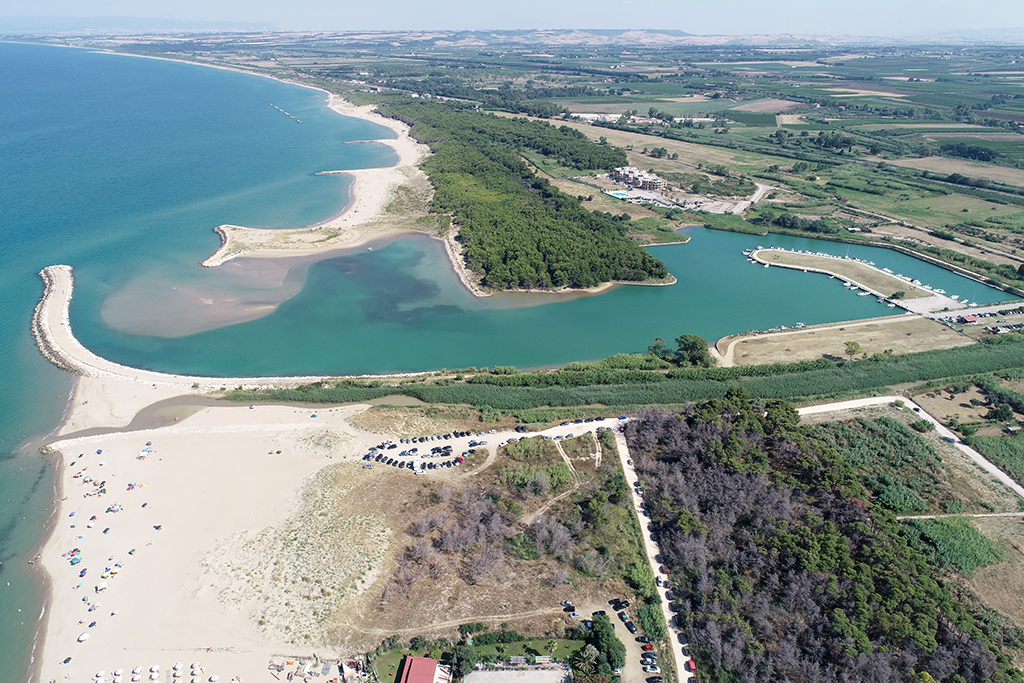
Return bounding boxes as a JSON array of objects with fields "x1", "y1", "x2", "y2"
[
  {"x1": 0, "y1": 41, "x2": 396, "y2": 683},
  {"x1": 0, "y1": 40, "x2": 1016, "y2": 683}
]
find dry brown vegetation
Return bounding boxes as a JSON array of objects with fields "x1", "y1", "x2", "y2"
[
  {"x1": 205, "y1": 422, "x2": 639, "y2": 653},
  {"x1": 731, "y1": 98, "x2": 799, "y2": 113},
  {"x1": 723, "y1": 316, "x2": 972, "y2": 366},
  {"x1": 912, "y1": 382, "x2": 1024, "y2": 438},
  {"x1": 349, "y1": 405, "x2": 515, "y2": 437},
  {"x1": 883, "y1": 157, "x2": 1024, "y2": 189},
  {"x1": 970, "y1": 517, "x2": 1024, "y2": 634}
]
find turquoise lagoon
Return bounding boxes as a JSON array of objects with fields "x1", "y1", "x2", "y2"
[{"x1": 0, "y1": 40, "x2": 1016, "y2": 683}]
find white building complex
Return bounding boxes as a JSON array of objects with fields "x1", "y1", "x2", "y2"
[{"x1": 610, "y1": 166, "x2": 667, "y2": 192}]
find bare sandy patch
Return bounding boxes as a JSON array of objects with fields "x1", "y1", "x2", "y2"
[
  {"x1": 731, "y1": 98, "x2": 800, "y2": 113},
  {"x1": 970, "y1": 517, "x2": 1024, "y2": 635},
  {"x1": 723, "y1": 315, "x2": 971, "y2": 366},
  {"x1": 826, "y1": 87, "x2": 910, "y2": 98}
]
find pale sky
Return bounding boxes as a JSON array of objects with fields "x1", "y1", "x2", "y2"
[{"x1": 1, "y1": 0, "x2": 1022, "y2": 38}]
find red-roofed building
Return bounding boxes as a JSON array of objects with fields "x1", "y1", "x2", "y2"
[{"x1": 398, "y1": 657, "x2": 451, "y2": 683}]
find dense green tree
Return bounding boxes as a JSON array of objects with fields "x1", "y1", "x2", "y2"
[
  {"x1": 674, "y1": 334, "x2": 716, "y2": 367},
  {"x1": 378, "y1": 101, "x2": 668, "y2": 291}
]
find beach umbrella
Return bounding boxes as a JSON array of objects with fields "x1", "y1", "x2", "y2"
[
  {"x1": 77, "y1": 633, "x2": 89, "y2": 642},
  {"x1": 150, "y1": 666, "x2": 160, "y2": 673},
  {"x1": 132, "y1": 668, "x2": 142, "y2": 675},
  {"x1": 115, "y1": 670, "x2": 124, "y2": 676},
  {"x1": 172, "y1": 673, "x2": 181, "y2": 679},
  {"x1": 114, "y1": 677, "x2": 122, "y2": 683},
  {"x1": 96, "y1": 671, "x2": 106, "y2": 677},
  {"x1": 209, "y1": 676, "x2": 219, "y2": 682},
  {"x1": 173, "y1": 664, "x2": 183, "y2": 671}
]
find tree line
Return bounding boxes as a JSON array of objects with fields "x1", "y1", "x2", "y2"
[
  {"x1": 627, "y1": 390, "x2": 1021, "y2": 683},
  {"x1": 379, "y1": 101, "x2": 668, "y2": 290}
]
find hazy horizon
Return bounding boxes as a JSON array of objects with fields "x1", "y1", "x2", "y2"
[{"x1": 1, "y1": 0, "x2": 1023, "y2": 39}]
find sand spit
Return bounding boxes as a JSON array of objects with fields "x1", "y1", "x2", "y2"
[
  {"x1": 200, "y1": 96, "x2": 431, "y2": 268},
  {"x1": 32, "y1": 265, "x2": 423, "y2": 390}
]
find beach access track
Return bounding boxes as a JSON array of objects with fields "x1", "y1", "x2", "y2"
[{"x1": 32, "y1": 265, "x2": 420, "y2": 390}]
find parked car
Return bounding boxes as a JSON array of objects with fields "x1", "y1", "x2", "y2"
[
  {"x1": 617, "y1": 611, "x2": 628, "y2": 622},
  {"x1": 625, "y1": 621, "x2": 638, "y2": 634},
  {"x1": 685, "y1": 660, "x2": 697, "y2": 672},
  {"x1": 643, "y1": 666, "x2": 660, "y2": 674},
  {"x1": 636, "y1": 636, "x2": 650, "y2": 644},
  {"x1": 642, "y1": 644, "x2": 654, "y2": 652}
]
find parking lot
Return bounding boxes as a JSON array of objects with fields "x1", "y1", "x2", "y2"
[{"x1": 357, "y1": 417, "x2": 621, "y2": 476}]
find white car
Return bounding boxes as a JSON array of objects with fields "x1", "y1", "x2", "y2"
[{"x1": 643, "y1": 665, "x2": 660, "y2": 674}]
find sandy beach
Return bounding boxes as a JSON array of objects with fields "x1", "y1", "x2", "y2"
[
  {"x1": 36, "y1": 377, "x2": 386, "y2": 683},
  {"x1": 200, "y1": 95, "x2": 431, "y2": 269},
  {"x1": 31, "y1": 260, "x2": 410, "y2": 683}
]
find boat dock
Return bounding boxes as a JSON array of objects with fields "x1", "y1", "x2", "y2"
[{"x1": 748, "y1": 247, "x2": 971, "y2": 315}]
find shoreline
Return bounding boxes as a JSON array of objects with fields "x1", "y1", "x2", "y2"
[
  {"x1": 32, "y1": 265, "x2": 428, "y2": 389},
  {"x1": 750, "y1": 247, "x2": 969, "y2": 314},
  {"x1": 91, "y1": 46, "x2": 675, "y2": 302},
  {"x1": 34, "y1": 383, "x2": 384, "y2": 683},
  {"x1": 443, "y1": 226, "x2": 677, "y2": 299},
  {"x1": 200, "y1": 94, "x2": 432, "y2": 268}
]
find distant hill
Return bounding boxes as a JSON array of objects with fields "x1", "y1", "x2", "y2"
[
  {"x1": 3, "y1": 24, "x2": 1023, "y2": 46},
  {"x1": 0, "y1": 15, "x2": 276, "y2": 35}
]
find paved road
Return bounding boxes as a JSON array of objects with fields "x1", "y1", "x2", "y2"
[
  {"x1": 613, "y1": 429, "x2": 694, "y2": 683},
  {"x1": 798, "y1": 395, "x2": 1024, "y2": 502}
]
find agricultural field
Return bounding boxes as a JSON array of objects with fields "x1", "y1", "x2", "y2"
[{"x1": 73, "y1": 31, "x2": 1024, "y2": 294}]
